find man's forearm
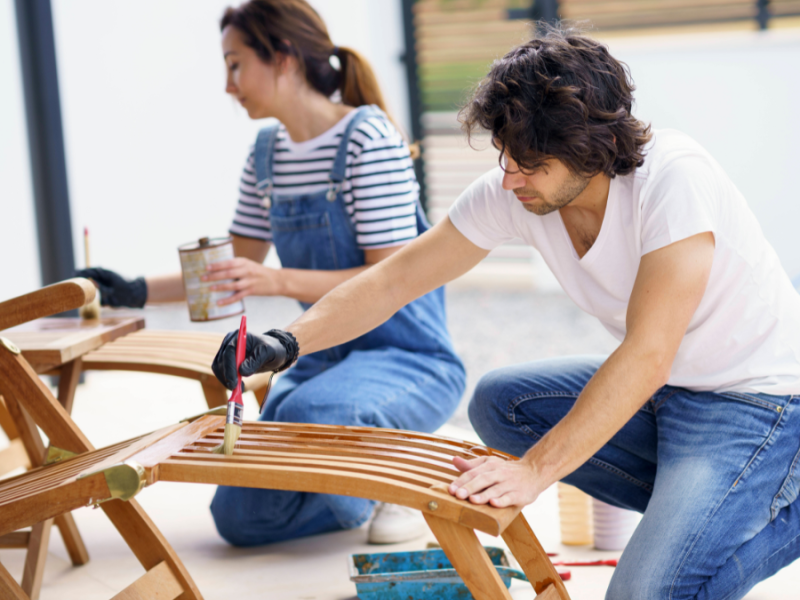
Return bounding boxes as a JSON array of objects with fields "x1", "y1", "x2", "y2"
[
  {"x1": 286, "y1": 259, "x2": 402, "y2": 355},
  {"x1": 523, "y1": 340, "x2": 669, "y2": 492},
  {"x1": 278, "y1": 266, "x2": 369, "y2": 304}
]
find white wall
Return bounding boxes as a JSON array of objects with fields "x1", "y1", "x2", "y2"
[
  {"x1": 3, "y1": 3, "x2": 799, "y2": 300},
  {"x1": 0, "y1": 0, "x2": 39, "y2": 299},
  {"x1": 0, "y1": 0, "x2": 409, "y2": 299},
  {"x1": 607, "y1": 28, "x2": 800, "y2": 277}
]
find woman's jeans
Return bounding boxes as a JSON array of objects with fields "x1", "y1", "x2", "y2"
[
  {"x1": 210, "y1": 347, "x2": 464, "y2": 546},
  {"x1": 469, "y1": 356, "x2": 800, "y2": 600}
]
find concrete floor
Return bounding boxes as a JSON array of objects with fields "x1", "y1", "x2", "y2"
[{"x1": 2, "y1": 291, "x2": 799, "y2": 598}]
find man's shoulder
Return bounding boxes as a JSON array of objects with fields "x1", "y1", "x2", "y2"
[{"x1": 636, "y1": 129, "x2": 714, "y2": 177}]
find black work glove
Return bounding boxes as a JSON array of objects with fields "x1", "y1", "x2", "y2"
[
  {"x1": 212, "y1": 329, "x2": 299, "y2": 390},
  {"x1": 75, "y1": 267, "x2": 147, "y2": 308}
]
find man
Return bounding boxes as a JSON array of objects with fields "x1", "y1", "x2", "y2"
[{"x1": 214, "y1": 27, "x2": 800, "y2": 599}]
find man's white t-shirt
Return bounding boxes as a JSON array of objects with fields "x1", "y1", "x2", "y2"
[{"x1": 449, "y1": 129, "x2": 800, "y2": 395}]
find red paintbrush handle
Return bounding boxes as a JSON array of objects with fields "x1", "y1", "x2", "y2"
[
  {"x1": 552, "y1": 559, "x2": 618, "y2": 567},
  {"x1": 235, "y1": 316, "x2": 247, "y2": 369},
  {"x1": 230, "y1": 316, "x2": 247, "y2": 406}
]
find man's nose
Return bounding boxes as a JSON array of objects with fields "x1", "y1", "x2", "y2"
[{"x1": 501, "y1": 170, "x2": 525, "y2": 191}]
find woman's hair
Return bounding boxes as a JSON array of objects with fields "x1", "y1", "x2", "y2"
[
  {"x1": 220, "y1": 0, "x2": 418, "y2": 155},
  {"x1": 460, "y1": 24, "x2": 652, "y2": 178}
]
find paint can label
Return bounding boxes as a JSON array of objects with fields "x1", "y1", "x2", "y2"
[{"x1": 178, "y1": 237, "x2": 245, "y2": 322}]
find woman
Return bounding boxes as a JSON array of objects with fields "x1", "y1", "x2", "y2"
[{"x1": 78, "y1": 0, "x2": 465, "y2": 546}]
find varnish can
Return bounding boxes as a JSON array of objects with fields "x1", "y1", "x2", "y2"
[{"x1": 178, "y1": 236, "x2": 245, "y2": 322}]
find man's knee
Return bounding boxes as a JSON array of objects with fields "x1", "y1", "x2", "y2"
[{"x1": 468, "y1": 368, "x2": 521, "y2": 445}]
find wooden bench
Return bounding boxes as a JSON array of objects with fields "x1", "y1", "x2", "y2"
[{"x1": 0, "y1": 279, "x2": 570, "y2": 599}]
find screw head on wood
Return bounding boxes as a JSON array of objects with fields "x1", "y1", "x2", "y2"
[{"x1": 428, "y1": 501, "x2": 438, "y2": 511}]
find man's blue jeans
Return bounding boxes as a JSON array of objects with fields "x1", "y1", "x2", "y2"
[
  {"x1": 469, "y1": 356, "x2": 800, "y2": 600},
  {"x1": 210, "y1": 347, "x2": 464, "y2": 546}
]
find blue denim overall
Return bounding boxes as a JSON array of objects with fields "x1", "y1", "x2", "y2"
[{"x1": 211, "y1": 106, "x2": 466, "y2": 546}]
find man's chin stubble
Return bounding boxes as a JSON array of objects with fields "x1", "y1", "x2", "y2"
[{"x1": 521, "y1": 201, "x2": 558, "y2": 216}]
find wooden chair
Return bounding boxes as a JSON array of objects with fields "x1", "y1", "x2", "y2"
[
  {"x1": 0, "y1": 284, "x2": 268, "y2": 598},
  {"x1": 0, "y1": 279, "x2": 201, "y2": 600},
  {"x1": 0, "y1": 279, "x2": 570, "y2": 600}
]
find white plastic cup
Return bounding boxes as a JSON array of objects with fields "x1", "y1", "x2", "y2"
[
  {"x1": 557, "y1": 483, "x2": 593, "y2": 545},
  {"x1": 592, "y1": 498, "x2": 641, "y2": 551}
]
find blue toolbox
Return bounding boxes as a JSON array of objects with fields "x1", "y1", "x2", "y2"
[{"x1": 348, "y1": 546, "x2": 528, "y2": 599}]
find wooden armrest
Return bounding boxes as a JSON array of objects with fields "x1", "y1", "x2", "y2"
[{"x1": 0, "y1": 279, "x2": 96, "y2": 332}]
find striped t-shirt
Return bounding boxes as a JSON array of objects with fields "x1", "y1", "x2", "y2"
[{"x1": 229, "y1": 109, "x2": 420, "y2": 249}]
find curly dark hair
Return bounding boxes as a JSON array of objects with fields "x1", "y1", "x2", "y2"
[{"x1": 460, "y1": 25, "x2": 652, "y2": 177}]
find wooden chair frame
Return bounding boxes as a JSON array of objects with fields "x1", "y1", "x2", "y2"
[{"x1": 0, "y1": 279, "x2": 570, "y2": 600}]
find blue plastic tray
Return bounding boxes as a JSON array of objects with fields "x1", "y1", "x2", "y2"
[{"x1": 348, "y1": 546, "x2": 528, "y2": 599}]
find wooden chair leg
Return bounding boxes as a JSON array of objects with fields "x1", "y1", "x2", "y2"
[
  {"x1": 4, "y1": 392, "x2": 90, "y2": 570},
  {"x1": 101, "y1": 499, "x2": 203, "y2": 600},
  {"x1": 502, "y1": 512, "x2": 571, "y2": 599},
  {"x1": 0, "y1": 561, "x2": 28, "y2": 600},
  {"x1": 54, "y1": 514, "x2": 89, "y2": 566},
  {"x1": 423, "y1": 513, "x2": 513, "y2": 600},
  {"x1": 200, "y1": 380, "x2": 227, "y2": 409},
  {"x1": 21, "y1": 519, "x2": 52, "y2": 600},
  {"x1": 3, "y1": 394, "x2": 45, "y2": 465},
  {"x1": 56, "y1": 358, "x2": 82, "y2": 414},
  {"x1": 0, "y1": 395, "x2": 20, "y2": 440}
]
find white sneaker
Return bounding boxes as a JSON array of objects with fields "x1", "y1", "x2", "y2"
[{"x1": 367, "y1": 502, "x2": 428, "y2": 544}]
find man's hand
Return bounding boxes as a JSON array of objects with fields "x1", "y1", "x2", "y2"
[
  {"x1": 448, "y1": 455, "x2": 544, "y2": 508},
  {"x1": 75, "y1": 267, "x2": 147, "y2": 308},
  {"x1": 204, "y1": 258, "x2": 282, "y2": 305}
]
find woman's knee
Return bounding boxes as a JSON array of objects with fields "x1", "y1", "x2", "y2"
[{"x1": 210, "y1": 486, "x2": 260, "y2": 547}]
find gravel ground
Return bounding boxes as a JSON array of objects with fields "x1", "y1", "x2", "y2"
[{"x1": 135, "y1": 287, "x2": 619, "y2": 430}]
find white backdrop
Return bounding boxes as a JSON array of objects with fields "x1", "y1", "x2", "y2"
[
  {"x1": 608, "y1": 28, "x2": 800, "y2": 282},
  {"x1": 2, "y1": 3, "x2": 800, "y2": 299}
]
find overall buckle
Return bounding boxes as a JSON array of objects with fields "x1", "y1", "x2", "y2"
[
  {"x1": 259, "y1": 180, "x2": 273, "y2": 208},
  {"x1": 326, "y1": 182, "x2": 341, "y2": 202}
]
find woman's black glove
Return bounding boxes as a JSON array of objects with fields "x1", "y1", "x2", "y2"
[
  {"x1": 212, "y1": 329, "x2": 299, "y2": 390},
  {"x1": 74, "y1": 267, "x2": 147, "y2": 308}
]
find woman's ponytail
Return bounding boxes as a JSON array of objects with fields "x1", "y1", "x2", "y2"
[
  {"x1": 336, "y1": 47, "x2": 419, "y2": 158},
  {"x1": 336, "y1": 47, "x2": 387, "y2": 114}
]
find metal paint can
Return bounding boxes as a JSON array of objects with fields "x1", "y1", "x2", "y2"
[{"x1": 178, "y1": 236, "x2": 245, "y2": 322}]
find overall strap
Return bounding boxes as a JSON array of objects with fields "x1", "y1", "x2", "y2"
[
  {"x1": 326, "y1": 105, "x2": 382, "y2": 201},
  {"x1": 254, "y1": 122, "x2": 282, "y2": 204}
]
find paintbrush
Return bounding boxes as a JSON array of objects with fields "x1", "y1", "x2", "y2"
[
  {"x1": 79, "y1": 227, "x2": 102, "y2": 320},
  {"x1": 213, "y1": 315, "x2": 247, "y2": 455}
]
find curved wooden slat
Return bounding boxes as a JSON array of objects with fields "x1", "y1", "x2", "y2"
[
  {"x1": 140, "y1": 419, "x2": 522, "y2": 537},
  {"x1": 157, "y1": 457, "x2": 516, "y2": 536},
  {"x1": 80, "y1": 329, "x2": 273, "y2": 396}
]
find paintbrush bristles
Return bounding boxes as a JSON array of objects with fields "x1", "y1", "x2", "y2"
[{"x1": 221, "y1": 422, "x2": 241, "y2": 455}]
